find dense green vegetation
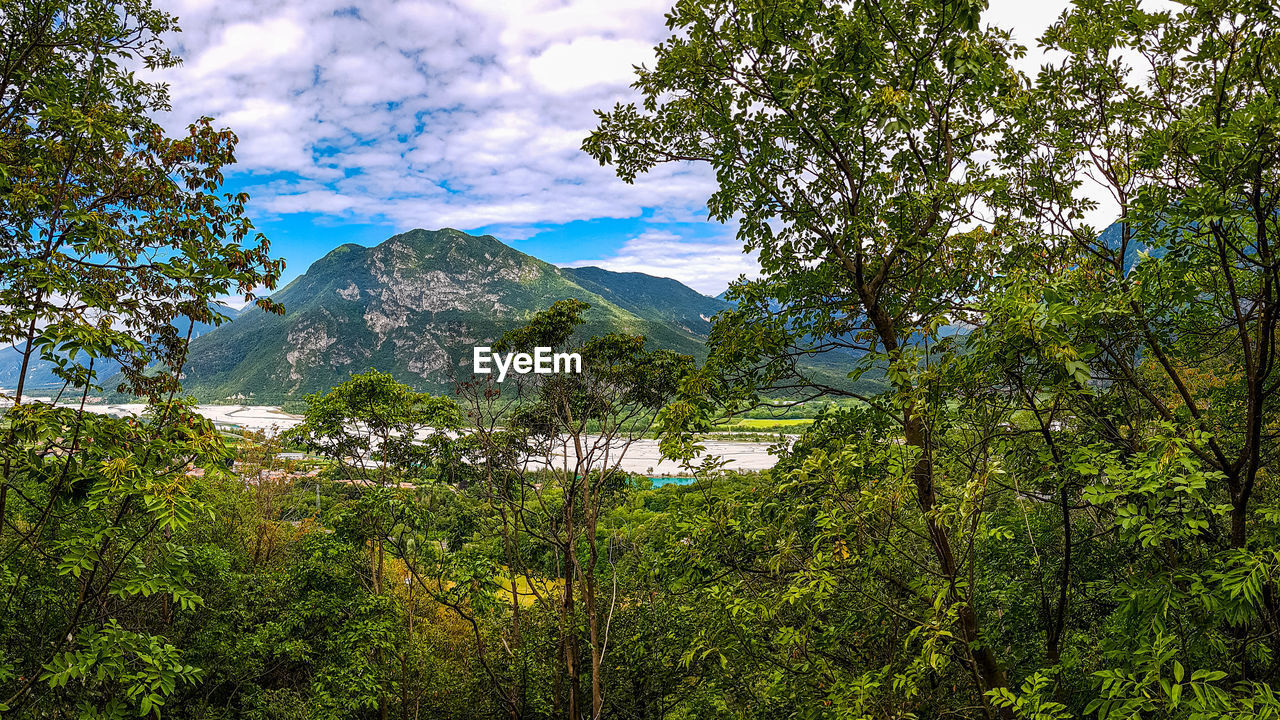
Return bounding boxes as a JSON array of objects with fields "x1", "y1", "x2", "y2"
[{"x1": 3, "y1": 0, "x2": 1280, "y2": 718}]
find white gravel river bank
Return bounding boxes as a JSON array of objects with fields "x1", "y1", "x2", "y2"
[{"x1": 53, "y1": 402, "x2": 783, "y2": 474}]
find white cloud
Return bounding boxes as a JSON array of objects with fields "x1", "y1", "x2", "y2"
[
  {"x1": 526, "y1": 36, "x2": 655, "y2": 94},
  {"x1": 188, "y1": 15, "x2": 304, "y2": 77},
  {"x1": 148, "y1": 0, "x2": 705, "y2": 244},
  {"x1": 563, "y1": 229, "x2": 758, "y2": 296}
]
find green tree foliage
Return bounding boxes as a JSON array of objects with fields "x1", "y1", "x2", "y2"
[
  {"x1": 454, "y1": 299, "x2": 694, "y2": 719},
  {"x1": 286, "y1": 370, "x2": 463, "y2": 490},
  {"x1": 0, "y1": 0, "x2": 283, "y2": 399},
  {"x1": 285, "y1": 370, "x2": 463, "y2": 720},
  {"x1": 0, "y1": 0, "x2": 281, "y2": 715},
  {"x1": 8, "y1": 0, "x2": 1280, "y2": 718},
  {"x1": 585, "y1": 0, "x2": 1026, "y2": 710},
  {"x1": 585, "y1": 0, "x2": 1280, "y2": 718}
]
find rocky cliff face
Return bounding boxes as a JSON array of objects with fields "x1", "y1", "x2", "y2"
[{"x1": 178, "y1": 228, "x2": 731, "y2": 402}]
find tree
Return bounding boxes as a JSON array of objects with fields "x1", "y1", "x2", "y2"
[
  {"x1": 986, "y1": 0, "x2": 1280, "y2": 712},
  {"x1": 286, "y1": 369, "x2": 462, "y2": 720},
  {"x1": 586, "y1": 0, "x2": 1023, "y2": 711},
  {"x1": 287, "y1": 370, "x2": 462, "y2": 493},
  {"x1": 0, "y1": 0, "x2": 282, "y2": 714},
  {"x1": 589, "y1": 0, "x2": 1280, "y2": 717},
  {"x1": 457, "y1": 299, "x2": 691, "y2": 720},
  {"x1": 1018, "y1": 0, "x2": 1280, "y2": 550}
]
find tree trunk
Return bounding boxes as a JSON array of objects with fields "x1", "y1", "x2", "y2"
[
  {"x1": 562, "y1": 497, "x2": 580, "y2": 720},
  {"x1": 583, "y1": 506, "x2": 603, "y2": 720},
  {"x1": 904, "y1": 413, "x2": 1010, "y2": 718}
]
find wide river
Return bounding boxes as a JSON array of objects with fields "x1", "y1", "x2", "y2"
[{"x1": 74, "y1": 402, "x2": 783, "y2": 474}]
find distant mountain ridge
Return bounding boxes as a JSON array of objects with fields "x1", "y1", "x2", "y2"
[
  {"x1": 178, "y1": 228, "x2": 733, "y2": 402},
  {"x1": 564, "y1": 265, "x2": 725, "y2": 334},
  {"x1": 0, "y1": 305, "x2": 232, "y2": 394}
]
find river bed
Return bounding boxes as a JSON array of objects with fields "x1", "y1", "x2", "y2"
[{"x1": 66, "y1": 402, "x2": 782, "y2": 473}]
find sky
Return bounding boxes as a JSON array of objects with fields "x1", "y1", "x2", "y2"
[{"x1": 151, "y1": 0, "x2": 1091, "y2": 298}]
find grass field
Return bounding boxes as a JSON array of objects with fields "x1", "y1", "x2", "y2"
[
  {"x1": 495, "y1": 573, "x2": 560, "y2": 606},
  {"x1": 719, "y1": 418, "x2": 813, "y2": 430}
]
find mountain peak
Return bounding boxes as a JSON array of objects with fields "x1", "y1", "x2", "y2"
[
  {"x1": 369, "y1": 227, "x2": 531, "y2": 268},
  {"x1": 180, "y1": 229, "x2": 728, "y2": 401}
]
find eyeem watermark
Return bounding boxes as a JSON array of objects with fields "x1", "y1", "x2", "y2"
[{"x1": 473, "y1": 346, "x2": 582, "y2": 382}]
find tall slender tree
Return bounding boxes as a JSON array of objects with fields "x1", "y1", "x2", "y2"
[{"x1": 586, "y1": 0, "x2": 1022, "y2": 710}]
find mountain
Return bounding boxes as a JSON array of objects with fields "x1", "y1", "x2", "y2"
[
  {"x1": 178, "y1": 229, "x2": 734, "y2": 402},
  {"x1": 0, "y1": 305, "x2": 232, "y2": 394},
  {"x1": 1098, "y1": 220, "x2": 1167, "y2": 273},
  {"x1": 561, "y1": 266, "x2": 728, "y2": 334}
]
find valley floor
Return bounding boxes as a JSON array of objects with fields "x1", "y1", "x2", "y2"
[{"x1": 32, "y1": 400, "x2": 783, "y2": 473}]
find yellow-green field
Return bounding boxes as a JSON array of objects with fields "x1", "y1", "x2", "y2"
[
  {"x1": 719, "y1": 418, "x2": 813, "y2": 430},
  {"x1": 495, "y1": 573, "x2": 560, "y2": 606}
]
